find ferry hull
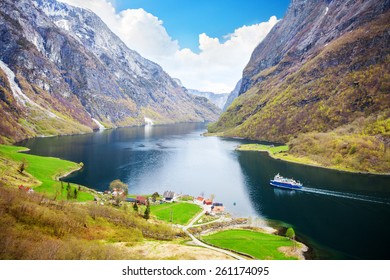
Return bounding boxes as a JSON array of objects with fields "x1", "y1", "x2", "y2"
[{"x1": 270, "y1": 180, "x2": 302, "y2": 190}]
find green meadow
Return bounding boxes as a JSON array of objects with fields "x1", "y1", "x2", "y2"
[
  {"x1": 202, "y1": 229, "x2": 298, "y2": 260},
  {"x1": 0, "y1": 144, "x2": 93, "y2": 201},
  {"x1": 150, "y1": 202, "x2": 202, "y2": 225},
  {"x1": 236, "y1": 144, "x2": 289, "y2": 154}
]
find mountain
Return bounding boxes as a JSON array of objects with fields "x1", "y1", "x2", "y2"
[
  {"x1": 209, "y1": 0, "x2": 390, "y2": 173},
  {"x1": 222, "y1": 79, "x2": 241, "y2": 111},
  {"x1": 188, "y1": 89, "x2": 228, "y2": 110},
  {"x1": 0, "y1": 0, "x2": 219, "y2": 144}
]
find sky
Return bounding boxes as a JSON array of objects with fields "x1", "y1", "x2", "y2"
[{"x1": 60, "y1": 0, "x2": 290, "y2": 93}]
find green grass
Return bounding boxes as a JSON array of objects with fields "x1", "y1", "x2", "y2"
[
  {"x1": 202, "y1": 229, "x2": 297, "y2": 260},
  {"x1": 195, "y1": 213, "x2": 219, "y2": 225},
  {"x1": 150, "y1": 202, "x2": 202, "y2": 225},
  {"x1": 236, "y1": 144, "x2": 289, "y2": 154},
  {"x1": 0, "y1": 144, "x2": 93, "y2": 201}
]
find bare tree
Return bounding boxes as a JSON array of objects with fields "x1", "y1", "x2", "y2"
[{"x1": 18, "y1": 158, "x2": 28, "y2": 174}]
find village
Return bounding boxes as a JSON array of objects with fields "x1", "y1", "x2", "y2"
[
  {"x1": 100, "y1": 187, "x2": 226, "y2": 217},
  {"x1": 12, "y1": 178, "x2": 304, "y2": 260},
  {"x1": 11, "y1": 169, "x2": 303, "y2": 261}
]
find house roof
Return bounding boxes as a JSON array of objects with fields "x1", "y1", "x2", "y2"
[
  {"x1": 196, "y1": 197, "x2": 204, "y2": 201},
  {"x1": 204, "y1": 199, "x2": 213, "y2": 204},
  {"x1": 163, "y1": 191, "x2": 174, "y2": 198}
]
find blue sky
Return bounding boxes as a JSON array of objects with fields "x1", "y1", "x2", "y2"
[
  {"x1": 62, "y1": 0, "x2": 290, "y2": 92},
  {"x1": 115, "y1": 0, "x2": 290, "y2": 52}
]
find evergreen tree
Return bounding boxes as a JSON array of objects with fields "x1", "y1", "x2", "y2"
[
  {"x1": 66, "y1": 183, "x2": 72, "y2": 200},
  {"x1": 73, "y1": 188, "x2": 78, "y2": 199},
  {"x1": 144, "y1": 200, "x2": 150, "y2": 220},
  {"x1": 133, "y1": 202, "x2": 138, "y2": 212}
]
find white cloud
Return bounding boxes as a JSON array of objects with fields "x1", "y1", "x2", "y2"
[{"x1": 59, "y1": 0, "x2": 278, "y2": 93}]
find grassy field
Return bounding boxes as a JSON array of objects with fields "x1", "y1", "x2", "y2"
[
  {"x1": 150, "y1": 202, "x2": 202, "y2": 225},
  {"x1": 236, "y1": 144, "x2": 289, "y2": 154},
  {"x1": 0, "y1": 144, "x2": 93, "y2": 201},
  {"x1": 236, "y1": 143, "x2": 326, "y2": 170},
  {"x1": 202, "y1": 229, "x2": 297, "y2": 260}
]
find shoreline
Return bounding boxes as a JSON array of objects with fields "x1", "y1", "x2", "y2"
[
  {"x1": 16, "y1": 145, "x2": 88, "y2": 183},
  {"x1": 235, "y1": 143, "x2": 390, "y2": 176},
  {"x1": 9, "y1": 145, "x2": 97, "y2": 200},
  {"x1": 11, "y1": 121, "x2": 212, "y2": 146},
  {"x1": 57, "y1": 164, "x2": 84, "y2": 181}
]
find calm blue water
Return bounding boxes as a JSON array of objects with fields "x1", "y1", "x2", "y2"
[{"x1": 18, "y1": 123, "x2": 390, "y2": 259}]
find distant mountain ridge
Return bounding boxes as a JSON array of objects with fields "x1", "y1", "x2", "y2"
[
  {"x1": 0, "y1": 0, "x2": 219, "y2": 143},
  {"x1": 222, "y1": 79, "x2": 241, "y2": 111},
  {"x1": 188, "y1": 89, "x2": 229, "y2": 110},
  {"x1": 210, "y1": 0, "x2": 390, "y2": 173}
]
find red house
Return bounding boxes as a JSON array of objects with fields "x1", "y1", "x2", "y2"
[
  {"x1": 203, "y1": 199, "x2": 212, "y2": 205},
  {"x1": 136, "y1": 196, "x2": 147, "y2": 205}
]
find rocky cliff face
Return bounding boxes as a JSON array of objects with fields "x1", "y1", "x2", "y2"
[
  {"x1": 240, "y1": 0, "x2": 390, "y2": 95},
  {"x1": 209, "y1": 0, "x2": 390, "y2": 172},
  {"x1": 0, "y1": 0, "x2": 219, "y2": 143}
]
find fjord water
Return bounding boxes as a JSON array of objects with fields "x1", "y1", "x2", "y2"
[{"x1": 19, "y1": 123, "x2": 390, "y2": 259}]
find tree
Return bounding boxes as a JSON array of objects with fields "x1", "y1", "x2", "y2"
[
  {"x1": 109, "y1": 179, "x2": 128, "y2": 195},
  {"x1": 286, "y1": 227, "x2": 295, "y2": 240},
  {"x1": 18, "y1": 158, "x2": 28, "y2": 174},
  {"x1": 73, "y1": 188, "x2": 78, "y2": 199},
  {"x1": 66, "y1": 183, "x2": 72, "y2": 200},
  {"x1": 133, "y1": 202, "x2": 138, "y2": 212},
  {"x1": 286, "y1": 227, "x2": 296, "y2": 249},
  {"x1": 144, "y1": 199, "x2": 150, "y2": 220},
  {"x1": 151, "y1": 192, "x2": 159, "y2": 202},
  {"x1": 109, "y1": 179, "x2": 128, "y2": 206}
]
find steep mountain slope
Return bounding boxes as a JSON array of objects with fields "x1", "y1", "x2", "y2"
[
  {"x1": 0, "y1": 0, "x2": 219, "y2": 144},
  {"x1": 209, "y1": 0, "x2": 390, "y2": 173},
  {"x1": 188, "y1": 89, "x2": 229, "y2": 110}
]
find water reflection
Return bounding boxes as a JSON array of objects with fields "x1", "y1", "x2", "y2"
[
  {"x1": 273, "y1": 188, "x2": 297, "y2": 197},
  {"x1": 144, "y1": 124, "x2": 152, "y2": 138}
]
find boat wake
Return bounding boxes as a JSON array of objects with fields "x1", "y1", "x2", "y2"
[{"x1": 298, "y1": 187, "x2": 390, "y2": 205}]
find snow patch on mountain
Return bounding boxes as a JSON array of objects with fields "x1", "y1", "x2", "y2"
[{"x1": 0, "y1": 60, "x2": 58, "y2": 119}]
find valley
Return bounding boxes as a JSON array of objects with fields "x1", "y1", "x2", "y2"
[{"x1": 0, "y1": 0, "x2": 389, "y2": 263}]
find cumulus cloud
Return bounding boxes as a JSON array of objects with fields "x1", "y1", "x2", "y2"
[{"x1": 59, "y1": 0, "x2": 278, "y2": 93}]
